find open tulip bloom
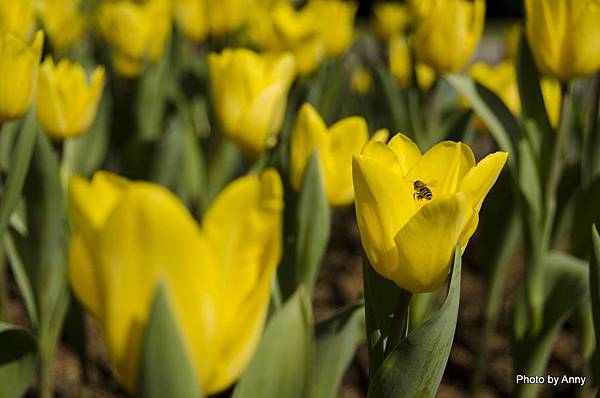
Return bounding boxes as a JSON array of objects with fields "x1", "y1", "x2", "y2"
[
  {"x1": 68, "y1": 169, "x2": 283, "y2": 394},
  {"x1": 353, "y1": 133, "x2": 507, "y2": 293}
]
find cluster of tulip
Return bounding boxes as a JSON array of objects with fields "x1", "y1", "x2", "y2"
[{"x1": 0, "y1": 0, "x2": 599, "y2": 397}]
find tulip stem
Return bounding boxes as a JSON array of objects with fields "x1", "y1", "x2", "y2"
[
  {"x1": 384, "y1": 288, "x2": 412, "y2": 356},
  {"x1": 543, "y1": 82, "x2": 570, "y2": 241}
]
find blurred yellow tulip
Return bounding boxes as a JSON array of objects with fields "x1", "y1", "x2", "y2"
[
  {"x1": 351, "y1": 66, "x2": 373, "y2": 95},
  {"x1": 0, "y1": 0, "x2": 35, "y2": 40},
  {"x1": 0, "y1": 30, "x2": 43, "y2": 123},
  {"x1": 525, "y1": 0, "x2": 600, "y2": 81},
  {"x1": 246, "y1": 1, "x2": 324, "y2": 76},
  {"x1": 306, "y1": 0, "x2": 357, "y2": 57},
  {"x1": 206, "y1": 0, "x2": 249, "y2": 36},
  {"x1": 36, "y1": 58, "x2": 105, "y2": 139},
  {"x1": 469, "y1": 60, "x2": 561, "y2": 128},
  {"x1": 353, "y1": 133, "x2": 507, "y2": 292},
  {"x1": 389, "y1": 34, "x2": 436, "y2": 91},
  {"x1": 373, "y1": 2, "x2": 410, "y2": 41},
  {"x1": 290, "y1": 103, "x2": 368, "y2": 206},
  {"x1": 98, "y1": 0, "x2": 171, "y2": 77},
  {"x1": 36, "y1": 0, "x2": 87, "y2": 51},
  {"x1": 208, "y1": 48, "x2": 296, "y2": 157},
  {"x1": 389, "y1": 34, "x2": 411, "y2": 89},
  {"x1": 413, "y1": 0, "x2": 485, "y2": 73},
  {"x1": 172, "y1": 0, "x2": 208, "y2": 42},
  {"x1": 68, "y1": 169, "x2": 283, "y2": 394}
]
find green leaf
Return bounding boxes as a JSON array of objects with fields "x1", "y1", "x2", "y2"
[
  {"x1": 137, "y1": 285, "x2": 201, "y2": 398},
  {"x1": 0, "y1": 323, "x2": 37, "y2": 398},
  {"x1": 0, "y1": 121, "x2": 19, "y2": 172},
  {"x1": 373, "y1": 65, "x2": 411, "y2": 138},
  {"x1": 516, "y1": 31, "x2": 553, "y2": 160},
  {"x1": 310, "y1": 302, "x2": 364, "y2": 398},
  {"x1": 513, "y1": 251, "x2": 589, "y2": 398},
  {"x1": 136, "y1": 48, "x2": 172, "y2": 141},
  {"x1": 362, "y1": 255, "x2": 401, "y2": 377},
  {"x1": 0, "y1": 110, "x2": 37, "y2": 240},
  {"x1": 62, "y1": 92, "x2": 111, "y2": 177},
  {"x1": 234, "y1": 287, "x2": 314, "y2": 398},
  {"x1": 4, "y1": 234, "x2": 38, "y2": 329},
  {"x1": 571, "y1": 176, "x2": 600, "y2": 257},
  {"x1": 590, "y1": 225, "x2": 600, "y2": 362},
  {"x1": 367, "y1": 247, "x2": 462, "y2": 398},
  {"x1": 445, "y1": 74, "x2": 521, "y2": 172},
  {"x1": 280, "y1": 153, "x2": 330, "y2": 299}
]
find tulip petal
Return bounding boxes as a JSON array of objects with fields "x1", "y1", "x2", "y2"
[
  {"x1": 326, "y1": 116, "x2": 368, "y2": 205},
  {"x1": 387, "y1": 132, "x2": 422, "y2": 176},
  {"x1": 352, "y1": 154, "x2": 415, "y2": 280},
  {"x1": 201, "y1": 169, "x2": 283, "y2": 393},
  {"x1": 460, "y1": 151, "x2": 508, "y2": 212},
  {"x1": 405, "y1": 141, "x2": 475, "y2": 197},
  {"x1": 290, "y1": 103, "x2": 328, "y2": 190},
  {"x1": 392, "y1": 193, "x2": 468, "y2": 293},
  {"x1": 68, "y1": 234, "x2": 102, "y2": 319},
  {"x1": 98, "y1": 183, "x2": 218, "y2": 392}
]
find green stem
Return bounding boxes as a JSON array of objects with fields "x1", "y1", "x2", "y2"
[
  {"x1": 543, "y1": 83, "x2": 570, "y2": 235},
  {"x1": 384, "y1": 288, "x2": 412, "y2": 356}
]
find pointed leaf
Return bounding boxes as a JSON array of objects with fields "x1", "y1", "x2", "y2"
[
  {"x1": 513, "y1": 251, "x2": 588, "y2": 398},
  {"x1": 234, "y1": 288, "x2": 314, "y2": 398},
  {"x1": 445, "y1": 74, "x2": 521, "y2": 172},
  {"x1": 137, "y1": 285, "x2": 201, "y2": 398},
  {"x1": 310, "y1": 302, "x2": 364, "y2": 398},
  {"x1": 367, "y1": 246, "x2": 462, "y2": 398},
  {"x1": 0, "y1": 110, "x2": 37, "y2": 240}
]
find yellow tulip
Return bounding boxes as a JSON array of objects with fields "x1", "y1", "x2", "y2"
[
  {"x1": 246, "y1": 1, "x2": 324, "y2": 76},
  {"x1": 0, "y1": 0, "x2": 35, "y2": 40},
  {"x1": 469, "y1": 60, "x2": 561, "y2": 128},
  {"x1": 389, "y1": 34, "x2": 411, "y2": 89},
  {"x1": 36, "y1": 0, "x2": 87, "y2": 51},
  {"x1": 0, "y1": 30, "x2": 43, "y2": 123},
  {"x1": 290, "y1": 103, "x2": 368, "y2": 206},
  {"x1": 208, "y1": 48, "x2": 296, "y2": 157},
  {"x1": 206, "y1": 0, "x2": 249, "y2": 36},
  {"x1": 68, "y1": 169, "x2": 283, "y2": 394},
  {"x1": 353, "y1": 133, "x2": 507, "y2": 292},
  {"x1": 372, "y1": 2, "x2": 410, "y2": 42},
  {"x1": 98, "y1": 0, "x2": 171, "y2": 77},
  {"x1": 413, "y1": 0, "x2": 485, "y2": 73},
  {"x1": 389, "y1": 34, "x2": 436, "y2": 91},
  {"x1": 306, "y1": 0, "x2": 357, "y2": 57},
  {"x1": 36, "y1": 58, "x2": 105, "y2": 139},
  {"x1": 351, "y1": 66, "x2": 373, "y2": 95},
  {"x1": 525, "y1": 0, "x2": 600, "y2": 81},
  {"x1": 172, "y1": 0, "x2": 208, "y2": 42}
]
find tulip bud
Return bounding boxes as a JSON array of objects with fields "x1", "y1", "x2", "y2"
[
  {"x1": 69, "y1": 169, "x2": 283, "y2": 394},
  {"x1": 413, "y1": 0, "x2": 485, "y2": 73},
  {"x1": 98, "y1": 0, "x2": 171, "y2": 77},
  {"x1": 290, "y1": 103, "x2": 368, "y2": 206},
  {"x1": 36, "y1": 0, "x2": 87, "y2": 52},
  {"x1": 0, "y1": 30, "x2": 43, "y2": 123},
  {"x1": 0, "y1": 0, "x2": 35, "y2": 40},
  {"x1": 36, "y1": 58, "x2": 105, "y2": 139},
  {"x1": 525, "y1": 0, "x2": 600, "y2": 81},
  {"x1": 208, "y1": 49, "x2": 296, "y2": 157}
]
